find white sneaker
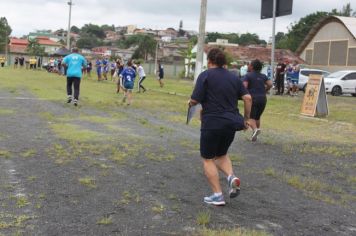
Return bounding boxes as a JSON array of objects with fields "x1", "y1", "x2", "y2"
[{"x1": 251, "y1": 129, "x2": 261, "y2": 142}]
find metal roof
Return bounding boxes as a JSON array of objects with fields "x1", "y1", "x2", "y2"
[{"x1": 296, "y1": 16, "x2": 356, "y2": 55}]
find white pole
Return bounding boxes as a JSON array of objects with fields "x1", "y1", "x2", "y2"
[
  {"x1": 67, "y1": 0, "x2": 73, "y2": 50},
  {"x1": 271, "y1": 0, "x2": 277, "y2": 87},
  {"x1": 5, "y1": 28, "x2": 8, "y2": 66},
  {"x1": 194, "y1": 0, "x2": 207, "y2": 85},
  {"x1": 154, "y1": 41, "x2": 159, "y2": 75}
]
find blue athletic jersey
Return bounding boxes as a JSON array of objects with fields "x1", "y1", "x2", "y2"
[
  {"x1": 95, "y1": 59, "x2": 102, "y2": 67},
  {"x1": 121, "y1": 67, "x2": 136, "y2": 83},
  {"x1": 63, "y1": 53, "x2": 87, "y2": 78}
]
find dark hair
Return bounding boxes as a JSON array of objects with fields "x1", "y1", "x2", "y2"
[
  {"x1": 71, "y1": 47, "x2": 79, "y2": 53},
  {"x1": 207, "y1": 48, "x2": 226, "y2": 67},
  {"x1": 127, "y1": 59, "x2": 133, "y2": 67},
  {"x1": 250, "y1": 59, "x2": 263, "y2": 72}
]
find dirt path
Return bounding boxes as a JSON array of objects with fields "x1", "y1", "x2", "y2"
[{"x1": 0, "y1": 88, "x2": 355, "y2": 236}]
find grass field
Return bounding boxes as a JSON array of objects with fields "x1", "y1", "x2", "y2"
[
  {"x1": 0, "y1": 67, "x2": 355, "y2": 235},
  {"x1": 0, "y1": 67, "x2": 355, "y2": 152}
]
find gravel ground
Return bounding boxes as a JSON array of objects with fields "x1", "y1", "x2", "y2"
[{"x1": 0, "y1": 88, "x2": 355, "y2": 236}]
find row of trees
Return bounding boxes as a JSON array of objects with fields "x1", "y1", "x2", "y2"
[
  {"x1": 205, "y1": 32, "x2": 267, "y2": 46},
  {"x1": 276, "y1": 3, "x2": 356, "y2": 51}
]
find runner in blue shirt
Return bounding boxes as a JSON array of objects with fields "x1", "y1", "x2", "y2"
[
  {"x1": 102, "y1": 58, "x2": 109, "y2": 80},
  {"x1": 120, "y1": 60, "x2": 136, "y2": 105},
  {"x1": 95, "y1": 58, "x2": 102, "y2": 81},
  {"x1": 62, "y1": 48, "x2": 87, "y2": 106}
]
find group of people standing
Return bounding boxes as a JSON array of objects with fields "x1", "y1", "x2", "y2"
[
  {"x1": 275, "y1": 59, "x2": 300, "y2": 96},
  {"x1": 189, "y1": 48, "x2": 272, "y2": 206}
]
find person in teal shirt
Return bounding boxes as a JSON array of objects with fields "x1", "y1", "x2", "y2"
[{"x1": 62, "y1": 48, "x2": 87, "y2": 106}]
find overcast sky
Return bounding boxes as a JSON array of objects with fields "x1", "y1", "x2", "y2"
[{"x1": 0, "y1": 0, "x2": 353, "y2": 40}]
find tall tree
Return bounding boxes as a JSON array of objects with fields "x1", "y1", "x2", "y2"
[
  {"x1": 118, "y1": 35, "x2": 156, "y2": 60},
  {"x1": 70, "y1": 25, "x2": 80, "y2": 34},
  {"x1": 0, "y1": 17, "x2": 12, "y2": 53},
  {"x1": 81, "y1": 24, "x2": 106, "y2": 39},
  {"x1": 26, "y1": 38, "x2": 45, "y2": 56},
  {"x1": 178, "y1": 43, "x2": 196, "y2": 79}
]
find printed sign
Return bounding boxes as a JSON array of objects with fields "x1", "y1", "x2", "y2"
[{"x1": 301, "y1": 74, "x2": 328, "y2": 117}]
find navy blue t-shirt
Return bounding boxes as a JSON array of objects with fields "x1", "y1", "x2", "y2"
[
  {"x1": 243, "y1": 71, "x2": 269, "y2": 101},
  {"x1": 191, "y1": 68, "x2": 248, "y2": 130}
]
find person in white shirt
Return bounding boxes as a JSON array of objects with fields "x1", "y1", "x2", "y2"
[
  {"x1": 240, "y1": 62, "x2": 248, "y2": 78},
  {"x1": 137, "y1": 62, "x2": 146, "y2": 93}
]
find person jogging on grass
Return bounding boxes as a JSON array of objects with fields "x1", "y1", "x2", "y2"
[
  {"x1": 189, "y1": 48, "x2": 252, "y2": 206},
  {"x1": 120, "y1": 60, "x2": 136, "y2": 106},
  {"x1": 95, "y1": 58, "x2": 102, "y2": 81},
  {"x1": 62, "y1": 47, "x2": 87, "y2": 106},
  {"x1": 243, "y1": 59, "x2": 272, "y2": 142},
  {"x1": 137, "y1": 61, "x2": 146, "y2": 93},
  {"x1": 157, "y1": 60, "x2": 164, "y2": 88}
]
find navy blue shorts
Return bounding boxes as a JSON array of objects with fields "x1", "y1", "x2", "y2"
[
  {"x1": 251, "y1": 99, "x2": 266, "y2": 120},
  {"x1": 200, "y1": 129, "x2": 236, "y2": 159}
]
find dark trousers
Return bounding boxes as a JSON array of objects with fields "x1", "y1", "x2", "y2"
[
  {"x1": 138, "y1": 76, "x2": 146, "y2": 91},
  {"x1": 67, "y1": 77, "x2": 81, "y2": 100},
  {"x1": 276, "y1": 76, "x2": 284, "y2": 94},
  {"x1": 0, "y1": 63, "x2": 4, "y2": 67}
]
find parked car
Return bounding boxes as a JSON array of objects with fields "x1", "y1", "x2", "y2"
[
  {"x1": 297, "y1": 69, "x2": 330, "y2": 92},
  {"x1": 283, "y1": 68, "x2": 330, "y2": 93},
  {"x1": 324, "y1": 70, "x2": 356, "y2": 96}
]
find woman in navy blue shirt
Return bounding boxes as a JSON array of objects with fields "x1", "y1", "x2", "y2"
[
  {"x1": 243, "y1": 59, "x2": 273, "y2": 141},
  {"x1": 189, "y1": 48, "x2": 252, "y2": 206}
]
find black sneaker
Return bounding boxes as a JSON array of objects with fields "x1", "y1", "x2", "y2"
[
  {"x1": 73, "y1": 99, "x2": 78, "y2": 106},
  {"x1": 67, "y1": 97, "x2": 72, "y2": 103}
]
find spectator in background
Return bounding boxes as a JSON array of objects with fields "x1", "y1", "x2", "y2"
[
  {"x1": 110, "y1": 60, "x2": 117, "y2": 81},
  {"x1": 243, "y1": 59, "x2": 273, "y2": 142},
  {"x1": 102, "y1": 57, "x2": 109, "y2": 80},
  {"x1": 86, "y1": 60, "x2": 92, "y2": 77},
  {"x1": 229, "y1": 62, "x2": 240, "y2": 77},
  {"x1": 240, "y1": 61, "x2": 248, "y2": 78},
  {"x1": 116, "y1": 60, "x2": 124, "y2": 93},
  {"x1": 275, "y1": 58, "x2": 286, "y2": 95},
  {"x1": 14, "y1": 56, "x2": 19, "y2": 69},
  {"x1": 0, "y1": 55, "x2": 5, "y2": 67},
  {"x1": 95, "y1": 58, "x2": 102, "y2": 81},
  {"x1": 137, "y1": 61, "x2": 147, "y2": 93},
  {"x1": 157, "y1": 60, "x2": 164, "y2": 88},
  {"x1": 19, "y1": 56, "x2": 25, "y2": 68}
]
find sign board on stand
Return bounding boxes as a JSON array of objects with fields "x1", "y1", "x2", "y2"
[{"x1": 301, "y1": 74, "x2": 329, "y2": 117}]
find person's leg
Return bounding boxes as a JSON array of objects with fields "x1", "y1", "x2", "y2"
[
  {"x1": 66, "y1": 77, "x2": 73, "y2": 102},
  {"x1": 214, "y1": 155, "x2": 233, "y2": 177},
  {"x1": 74, "y1": 78, "x2": 80, "y2": 106},
  {"x1": 73, "y1": 78, "x2": 80, "y2": 101},
  {"x1": 127, "y1": 90, "x2": 132, "y2": 105},
  {"x1": 140, "y1": 76, "x2": 146, "y2": 92},
  {"x1": 203, "y1": 159, "x2": 222, "y2": 193},
  {"x1": 276, "y1": 77, "x2": 281, "y2": 94},
  {"x1": 256, "y1": 119, "x2": 261, "y2": 129},
  {"x1": 281, "y1": 77, "x2": 285, "y2": 94}
]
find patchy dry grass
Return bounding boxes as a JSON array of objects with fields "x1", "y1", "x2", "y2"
[
  {"x1": 0, "y1": 149, "x2": 11, "y2": 159},
  {"x1": 151, "y1": 204, "x2": 165, "y2": 214},
  {"x1": 0, "y1": 108, "x2": 14, "y2": 115},
  {"x1": 50, "y1": 123, "x2": 104, "y2": 142},
  {"x1": 78, "y1": 177, "x2": 97, "y2": 189},
  {"x1": 196, "y1": 211, "x2": 211, "y2": 227},
  {"x1": 20, "y1": 149, "x2": 36, "y2": 158},
  {"x1": 96, "y1": 216, "x2": 113, "y2": 225},
  {"x1": 197, "y1": 228, "x2": 270, "y2": 236}
]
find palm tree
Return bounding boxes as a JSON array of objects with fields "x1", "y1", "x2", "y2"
[{"x1": 179, "y1": 43, "x2": 196, "y2": 79}]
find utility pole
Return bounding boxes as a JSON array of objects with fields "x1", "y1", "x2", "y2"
[
  {"x1": 5, "y1": 28, "x2": 8, "y2": 66},
  {"x1": 194, "y1": 0, "x2": 207, "y2": 85},
  {"x1": 67, "y1": 0, "x2": 73, "y2": 50},
  {"x1": 271, "y1": 0, "x2": 277, "y2": 86}
]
